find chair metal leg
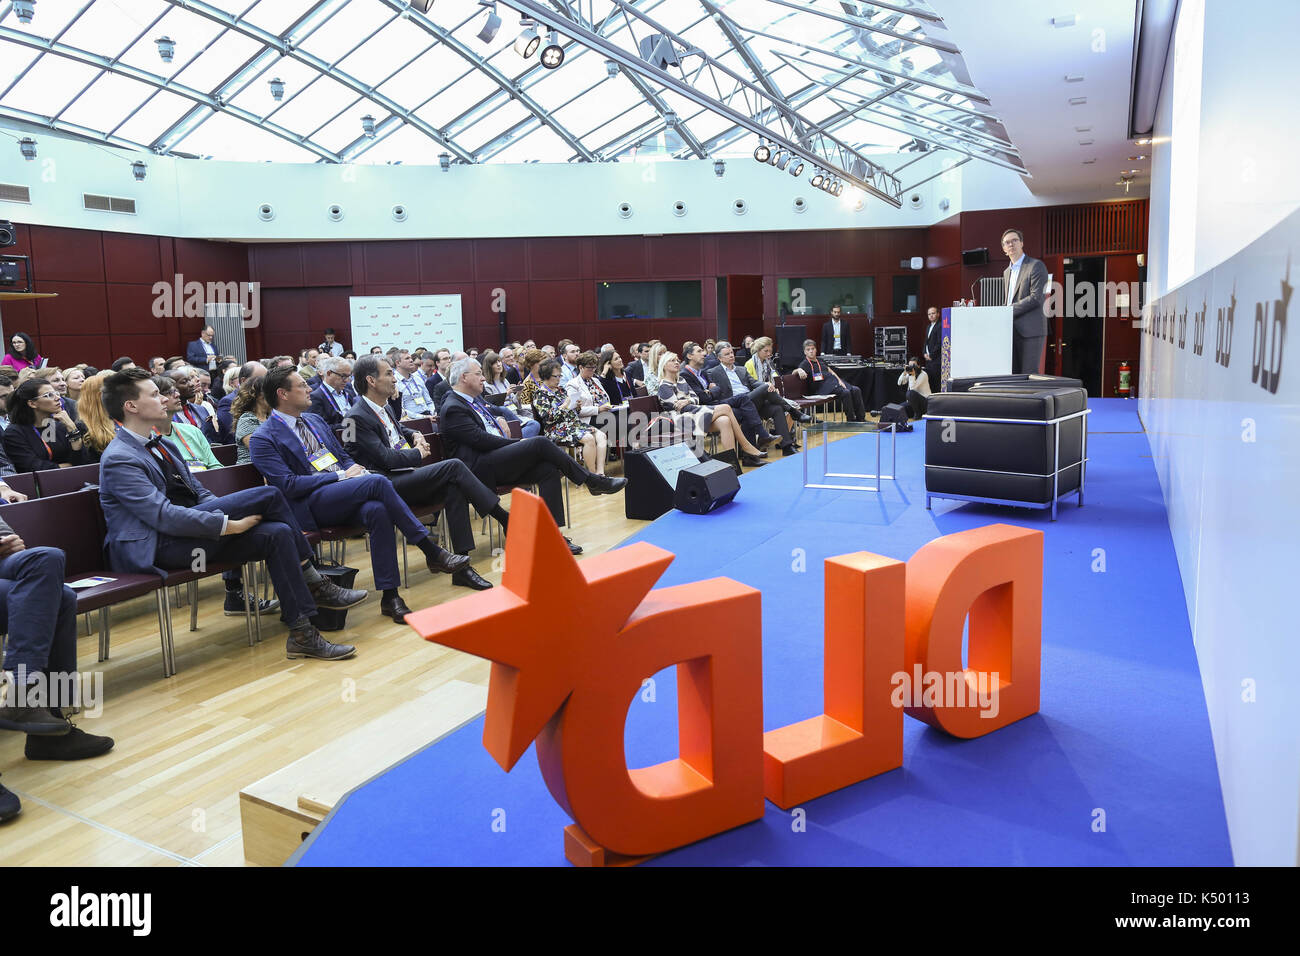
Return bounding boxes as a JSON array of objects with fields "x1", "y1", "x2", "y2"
[
  {"x1": 242, "y1": 562, "x2": 256, "y2": 647},
  {"x1": 155, "y1": 590, "x2": 176, "y2": 678},
  {"x1": 98, "y1": 606, "x2": 110, "y2": 662},
  {"x1": 189, "y1": 580, "x2": 199, "y2": 631},
  {"x1": 400, "y1": 528, "x2": 409, "y2": 588}
]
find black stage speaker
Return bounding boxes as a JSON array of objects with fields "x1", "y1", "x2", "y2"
[
  {"x1": 961, "y1": 247, "x2": 989, "y2": 265},
  {"x1": 878, "y1": 402, "x2": 912, "y2": 432},
  {"x1": 624, "y1": 445, "x2": 702, "y2": 520},
  {"x1": 775, "y1": 324, "x2": 806, "y2": 371},
  {"x1": 674, "y1": 459, "x2": 740, "y2": 515}
]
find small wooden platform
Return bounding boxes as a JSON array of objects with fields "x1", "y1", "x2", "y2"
[{"x1": 238, "y1": 679, "x2": 487, "y2": 866}]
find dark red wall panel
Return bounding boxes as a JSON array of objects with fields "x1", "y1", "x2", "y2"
[
  {"x1": 527, "y1": 280, "x2": 585, "y2": 326},
  {"x1": 773, "y1": 231, "x2": 827, "y2": 276},
  {"x1": 825, "y1": 229, "x2": 877, "y2": 274},
  {"x1": 474, "y1": 239, "x2": 527, "y2": 281},
  {"x1": 361, "y1": 241, "x2": 419, "y2": 286},
  {"x1": 302, "y1": 241, "x2": 354, "y2": 287},
  {"x1": 593, "y1": 236, "x2": 644, "y2": 278},
  {"x1": 420, "y1": 240, "x2": 475, "y2": 282},
  {"x1": 647, "y1": 235, "x2": 703, "y2": 277},
  {"x1": 259, "y1": 288, "x2": 312, "y2": 332},
  {"x1": 527, "y1": 238, "x2": 582, "y2": 279},
  {"x1": 716, "y1": 233, "x2": 763, "y2": 275},
  {"x1": 102, "y1": 234, "x2": 163, "y2": 285},
  {"x1": 104, "y1": 283, "x2": 164, "y2": 334},
  {"x1": 34, "y1": 281, "x2": 109, "y2": 336},
  {"x1": 250, "y1": 244, "x2": 304, "y2": 287},
  {"x1": 29, "y1": 226, "x2": 104, "y2": 283},
  {"x1": 174, "y1": 238, "x2": 248, "y2": 282}
]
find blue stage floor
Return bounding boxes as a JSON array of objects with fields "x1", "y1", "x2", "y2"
[{"x1": 294, "y1": 399, "x2": 1232, "y2": 866}]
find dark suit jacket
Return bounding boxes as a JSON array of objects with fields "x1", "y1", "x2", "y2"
[
  {"x1": 173, "y1": 402, "x2": 211, "y2": 434},
  {"x1": 431, "y1": 378, "x2": 452, "y2": 408},
  {"x1": 504, "y1": 366, "x2": 522, "y2": 386},
  {"x1": 186, "y1": 339, "x2": 218, "y2": 369},
  {"x1": 624, "y1": 359, "x2": 645, "y2": 386},
  {"x1": 600, "y1": 370, "x2": 634, "y2": 402},
  {"x1": 707, "y1": 363, "x2": 765, "y2": 400},
  {"x1": 924, "y1": 320, "x2": 942, "y2": 361},
  {"x1": 247, "y1": 412, "x2": 356, "y2": 532},
  {"x1": 98, "y1": 428, "x2": 222, "y2": 574},
  {"x1": 309, "y1": 382, "x2": 357, "y2": 426},
  {"x1": 342, "y1": 399, "x2": 422, "y2": 474},
  {"x1": 2, "y1": 419, "x2": 89, "y2": 472},
  {"x1": 681, "y1": 365, "x2": 722, "y2": 405},
  {"x1": 213, "y1": 392, "x2": 237, "y2": 445},
  {"x1": 438, "y1": 390, "x2": 516, "y2": 475},
  {"x1": 820, "y1": 319, "x2": 851, "y2": 356},
  {"x1": 1003, "y1": 255, "x2": 1050, "y2": 337}
]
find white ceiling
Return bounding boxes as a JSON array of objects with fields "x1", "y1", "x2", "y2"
[{"x1": 932, "y1": 0, "x2": 1150, "y2": 202}]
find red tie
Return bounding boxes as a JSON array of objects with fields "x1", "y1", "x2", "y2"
[{"x1": 183, "y1": 406, "x2": 199, "y2": 427}]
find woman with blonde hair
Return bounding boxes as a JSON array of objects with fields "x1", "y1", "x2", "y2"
[
  {"x1": 656, "y1": 351, "x2": 765, "y2": 470},
  {"x1": 643, "y1": 342, "x2": 667, "y2": 396},
  {"x1": 77, "y1": 373, "x2": 117, "y2": 457}
]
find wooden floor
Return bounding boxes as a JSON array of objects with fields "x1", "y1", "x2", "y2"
[{"x1": 0, "y1": 427, "x2": 860, "y2": 866}]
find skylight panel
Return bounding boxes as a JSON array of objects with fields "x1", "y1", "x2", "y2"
[
  {"x1": 3, "y1": 54, "x2": 100, "y2": 118},
  {"x1": 59, "y1": 0, "x2": 169, "y2": 62},
  {"x1": 244, "y1": 0, "x2": 322, "y2": 35},
  {"x1": 460, "y1": 99, "x2": 531, "y2": 152},
  {"x1": 263, "y1": 73, "x2": 356, "y2": 133},
  {"x1": 348, "y1": 121, "x2": 443, "y2": 165},
  {"x1": 0, "y1": 42, "x2": 39, "y2": 96},
  {"x1": 487, "y1": 126, "x2": 575, "y2": 165},
  {"x1": 5, "y1": 0, "x2": 84, "y2": 41},
  {"x1": 299, "y1": 0, "x2": 396, "y2": 66},
  {"x1": 115, "y1": 6, "x2": 224, "y2": 79},
  {"x1": 312, "y1": 102, "x2": 388, "y2": 153},
  {"x1": 336, "y1": 16, "x2": 432, "y2": 88},
  {"x1": 111, "y1": 89, "x2": 194, "y2": 145},
  {"x1": 415, "y1": 71, "x2": 498, "y2": 130},
  {"x1": 56, "y1": 70, "x2": 157, "y2": 132},
  {"x1": 172, "y1": 108, "x2": 321, "y2": 162},
  {"x1": 171, "y1": 30, "x2": 264, "y2": 94}
]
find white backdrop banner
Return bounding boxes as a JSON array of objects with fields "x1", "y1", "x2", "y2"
[{"x1": 348, "y1": 294, "x2": 463, "y2": 355}]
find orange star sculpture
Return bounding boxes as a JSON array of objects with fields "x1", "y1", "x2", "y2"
[{"x1": 405, "y1": 490, "x2": 766, "y2": 866}]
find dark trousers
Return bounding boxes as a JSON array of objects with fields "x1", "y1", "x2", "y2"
[
  {"x1": 750, "y1": 385, "x2": 794, "y2": 445},
  {"x1": 924, "y1": 360, "x2": 941, "y2": 392},
  {"x1": 155, "y1": 486, "x2": 317, "y2": 626},
  {"x1": 388, "y1": 459, "x2": 500, "y2": 555},
  {"x1": 905, "y1": 389, "x2": 929, "y2": 419},
  {"x1": 305, "y1": 474, "x2": 430, "y2": 590},
  {"x1": 0, "y1": 548, "x2": 78, "y2": 694},
  {"x1": 813, "y1": 381, "x2": 866, "y2": 421},
  {"x1": 472, "y1": 436, "x2": 589, "y2": 526},
  {"x1": 1013, "y1": 331, "x2": 1046, "y2": 374}
]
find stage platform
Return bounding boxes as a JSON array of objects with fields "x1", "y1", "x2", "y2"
[{"x1": 293, "y1": 399, "x2": 1233, "y2": 866}]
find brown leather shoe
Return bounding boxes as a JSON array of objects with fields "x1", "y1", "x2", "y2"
[{"x1": 286, "y1": 624, "x2": 357, "y2": 661}]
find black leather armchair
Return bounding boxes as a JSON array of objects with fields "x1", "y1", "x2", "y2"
[{"x1": 924, "y1": 385, "x2": 1089, "y2": 520}]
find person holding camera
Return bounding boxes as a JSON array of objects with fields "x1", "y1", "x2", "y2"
[{"x1": 898, "y1": 358, "x2": 931, "y2": 420}]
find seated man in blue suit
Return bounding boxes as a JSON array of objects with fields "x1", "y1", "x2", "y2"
[
  {"x1": 98, "y1": 368, "x2": 365, "y2": 661},
  {"x1": 249, "y1": 366, "x2": 472, "y2": 624},
  {"x1": 0, "y1": 500, "x2": 114, "y2": 774},
  {"x1": 168, "y1": 367, "x2": 212, "y2": 435},
  {"x1": 308, "y1": 356, "x2": 356, "y2": 427}
]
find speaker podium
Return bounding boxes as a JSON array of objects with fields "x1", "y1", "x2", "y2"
[{"x1": 941, "y1": 306, "x2": 1012, "y2": 390}]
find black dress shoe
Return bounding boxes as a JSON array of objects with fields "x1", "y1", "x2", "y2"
[
  {"x1": 25, "y1": 725, "x2": 115, "y2": 761},
  {"x1": 564, "y1": 537, "x2": 583, "y2": 555},
  {"x1": 380, "y1": 594, "x2": 413, "y2": 623},
  {"x1": 781, "y1": 443, "x2": 798, "y2": 456},
  {"x1": 0, "y1": 775, "x2": 19, "y2": 822},
  {"x1": 740, "y1": 453, "x2": 767, "y2": 467},
  {"x1": 309, "y1": 578, "x2": 368, "y2": 610},
  {"x1": 585, "y1": 474, "x2": 628, "y2": 496},
  {"x1": 0, "y1": 701, "x2": 71, "y2": 736},
  {"x1": 286, "y1": 624, "x2": 357, "y2": 661},
  {"x1": 451, "y1": 566, "x2": 494, "y2": 590},
  {"x1": 426, "y1": 549, "x2": 472, "y2": 575},
  {"x1": 224, "y1": 589, "x2": 280, "y2": 616}
]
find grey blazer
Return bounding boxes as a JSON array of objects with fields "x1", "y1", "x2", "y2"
[
  {"x1": 707, "y1": 363, "x2": 763, "y2": 399},
  {"x1": 98, "y1": 428, "x2": 224, "y2": 575},
  {"x1": 1002, "y1": 255, "x2": 1050, "y2": 338}
]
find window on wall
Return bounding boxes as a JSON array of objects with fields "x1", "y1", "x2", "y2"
[
  {"x1": 597, "y1": 281, "x2": 702, "y2": 319},
  {"x1": 891, "y1": 275, "x2": 921, "y2": 313},
  {"x1": 775, "y1": 277, "x2": 875, "y2": 317}
]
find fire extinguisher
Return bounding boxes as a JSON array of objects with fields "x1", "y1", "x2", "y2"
[{"x1": 1117, "y1": 361, "x2": 1131, "y2": 397}]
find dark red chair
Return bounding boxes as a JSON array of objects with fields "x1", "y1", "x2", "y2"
[
  {"x1": 779, "y1": 373, "x2": 834, "y2": 422},
  {"x1": 211, "y1": 443, "x2": 238, "y2": 466},
  {"x1": 3, "y1": 472, "x2": 37, "y2": 499},
  {"x1": 33, "y1": 462, "x2": 101, "y2": 498},
  {"x1": 0, "y1": 491, "x2": 171, "y2": 674}
]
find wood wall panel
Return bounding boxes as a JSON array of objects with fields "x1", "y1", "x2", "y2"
[
  {"x1": 527, "y1": 238, "x2": 582, "y2": 279},
  {"x1": 361, "y1": 241, "x2": 419, "y2": 286},
  {"x1": 825, "y1": 229, "x2": 877, "y2": 274},
  {"x1": 593, "y1": 236, "x2": 644, "y2": 277},
  {"x1": 33, "y1": 281, "x2": 109, "y2": 336},
  {"x1": 259, "y1": 288, "x2": 312, "y2": 332},
  {"x1": 647, "y1": 235, "x2": 703, "y2": 277},
  {"x1": 526, "y1": 280, "x2": 585, "y2": 326},
  {"x1": 474, "y1": 281, "x2": 530, "y2": 329},
  {"x1": 102, "y1": 234, "x2": 163, "y2": 285},
  {"x1": 302, "y1": 241, "x2": 354, "y2": 286},
  {"x1": 173, "y1": 238, "x2": 248, "y2": 282},
  {"x1": 474, "y1": 239, "x2": 527, "y2": 280},
  {"x1": 28, "y1": 226, "x2": 104, "y2": 283},
  {"x1": 250, "y1": 244, "x2": 304, "y2": 287},
  {"x1": 925, "y1": 213, "x2": 962, "y2": 270},
  {"x1": 38, "y1": 334, "x2": 109, "y2": 370},
  {"x1": 419, "y1": 239, "x2": 475, "y2": 282},
  {"x1": 104, "y1": 283, "x2": 164, "y2": 334},
  {"x1": 773, "y1": 231, "x2": 827, "y2": 275},
  {"x1": 715, "y1": 233, "x2": 763, "y2": 274}
]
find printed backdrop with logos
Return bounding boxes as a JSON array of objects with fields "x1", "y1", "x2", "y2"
[{"x1": 349, "y1": 294, "x2": 463, "y2": 356}]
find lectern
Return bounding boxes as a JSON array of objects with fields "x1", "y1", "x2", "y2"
[{"x1": 940, "y1": 305, "x2": 1012, "y2": 391}]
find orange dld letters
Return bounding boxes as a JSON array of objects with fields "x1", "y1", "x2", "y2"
[{"x1": 407, "y1": 491, "x2": 1043, "y2": 866}]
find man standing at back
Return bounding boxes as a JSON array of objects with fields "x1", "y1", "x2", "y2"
[
  {"x1": 1001, "y1": 228, "x2": 1050, "y2": 374},
  {"x1": 186, "y1": 326, "x2": 219, "y2": 373}
]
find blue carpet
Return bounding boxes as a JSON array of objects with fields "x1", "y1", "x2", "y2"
[{"x1": 294, "y1": 399, "x2": 1231, "y2": 866}]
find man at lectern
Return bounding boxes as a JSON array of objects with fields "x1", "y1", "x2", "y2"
[{"x1": 1000, "y1": 228, "x2": 1049, "y2": 374}]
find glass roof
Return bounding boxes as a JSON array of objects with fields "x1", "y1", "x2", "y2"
[{"x1": 0, "y1": 0, "x2": 1024, "y2": 196}]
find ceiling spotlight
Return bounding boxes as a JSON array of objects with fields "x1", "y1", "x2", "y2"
[
  {"x1": 513, "y1": 19, "x2": 540, "y2": 58},
  {"x1": 605, "y1": 60, "x2": 618, "y2": 78},
  {"x1": 131, "y1": 160, "x2": 147, "y2": 182},
  {"x1": 769, "y1": 149, "x2": 782, "y2": 167},
  {"x1": 753, "y1": 139, "x2": 771, "y2": 163},
  {"x1": 476, "y1": 2, "x2": 502, "y2": 43},
  {"x1": 540, "y1": 32, "x2": 564, "y2": 69},
  {"x1": 777, "y1": 153, "x2": 792, "y2": 171},
  {"x1": 810, "y1": 169, "x2": 824, "y2": 188},
  {"x1": 361, "y1": 114, "x2": 376, "y2": 137},
  {"x1": 438, "y1": 152, "x2": 450, "y2": 171},
  {"x1": 18, "y1": 137, "x2": 36, "y2": 160},
  {"x1": 269, "y1": 77, "x2": 284, "y2": 101},
  {"x1": 714, "y1": 159, "x2": 725, "y2": 178},
  {"x1": 155, "y1": 36, "x2": 175, "y2": 63},
  {"x1": 12, "y1": 1, "x2": 34, "y2": 24},
  {"x1": 788, "y1": 160, "x2": 804, "y2": 177}
]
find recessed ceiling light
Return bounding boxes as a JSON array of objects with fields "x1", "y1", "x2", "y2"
[
  {"x1": 1069, "y1": 96, "x2": 1087, "y2": 105},
  {"x1": 1065, "y1": 74, "x2": 1084, "y2": 82},
  {"x1": 1081, "y1": 158, "x2": 1096, "y2": 164},
  {"x1": 1078, "y1": 139, "x2": 1094, "y2": 145},
  {"x1": 1075, "y1": 126, "x2": 1092, "y2": 132},
  {"x1": 1127, "y1": 155, "x2": 1147, "y2": 161},
  {"x1": 1135, "y1": 137, "x2": 1152, "y2": 145},
  {"x1": 1052, "y1": 15, "x2": 1077, "y2": 27}
]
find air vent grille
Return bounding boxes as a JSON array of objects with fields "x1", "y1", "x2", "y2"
[
  {"x1": 0, "y1": 183, "x2": 31, "y2": 203},
  {"x1": 83, "y1": 193, "x2": 137, "y2": 214}
]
